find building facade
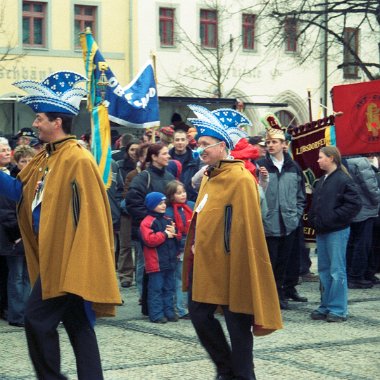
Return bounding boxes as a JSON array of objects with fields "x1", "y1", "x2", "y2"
[
  {"x1": 0, "y1": 0, "x2": 378, "y2": 137},
  {"x1": 0, "y1": 0, "x2": 133, "y2": 137}
]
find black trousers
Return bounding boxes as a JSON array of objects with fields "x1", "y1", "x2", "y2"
[
  {"x1": 188, "y1": 273, "x2": 255, "y2": 380},
  {"x1": 266, "y1": 229, "x2": 297, "y2": 299},
  {"x1": 24, "y1": 277, "x2": 103, "y2": 380}
]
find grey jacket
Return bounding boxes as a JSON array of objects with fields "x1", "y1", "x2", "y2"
[
  {"x1": 257, "y1": 153, "x2": 306, "y2": 237},
  {"x1": 347, "y1": 157, "x2": 380, "y2": 222}
]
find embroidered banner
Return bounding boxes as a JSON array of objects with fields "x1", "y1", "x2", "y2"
[
  {"x1": 332, "y1": 79, "x2": 380, "y2": 155},
  {"x1": 80, "y1": 30, "x2": 160, "y2": 128},
  {"x1": 289, "y1": 120, "x2": 336, "y2": 244}
]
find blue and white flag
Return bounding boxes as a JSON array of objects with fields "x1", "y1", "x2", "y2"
[
  {"x1": 81, "y1": 30, "x2": 160, "y2": 128},
  {"x1": 107, "y1": 61, "x2": 160, "y2": 128}
]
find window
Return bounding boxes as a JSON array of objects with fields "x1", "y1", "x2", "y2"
[
  {"x1": 343, "y1": 27, "x2": 359, "y2": 79},
  {"x1": 242, "y1": 14, "x2": 256, "y2": 50},
  {"x1": 74, "y1": 5, "x2": 97, "y2": 49},
  {"x1": 284, "y1": 18, "x2": 297, "y2": 52},
  {"x1": 22, "y1": 1, "x2": 46, "y2": 47},
  {"x1": 159, "y1": 8, "x2": 175, "y2": 46},
  {"x1": 276, "y1": 110, "x2": 297, "y2": 129},
  {"x1": 200, "y1": 9, "x2": 217, "y2": 48}
]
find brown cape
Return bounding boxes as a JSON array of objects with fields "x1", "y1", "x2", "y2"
[
  {"x1": 17, "y1": 137, "x2": 121, "y2": 317},
  {"x1": 183, "y1": 160, "x2": 283, "y2": 336}
]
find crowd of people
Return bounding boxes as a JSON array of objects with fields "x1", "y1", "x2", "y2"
[{"x1": 0, "y1": 70, "x2": 380, "y2": 380}]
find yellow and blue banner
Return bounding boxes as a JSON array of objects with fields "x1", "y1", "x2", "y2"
[{"x1": 91, "y1": 104, "x2": 112, "y2": 189}]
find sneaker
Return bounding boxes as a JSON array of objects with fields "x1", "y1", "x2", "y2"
[
  {"x1": 326, "y1": 313, "x2": 347, "y2": 322},
  {"x1": 179, "y1": 313, "x2": 191, "y2": 320},
  {"x1": 310, "y1": 310, "x2": 327, "y2": 320},
  {"x1": 167, "y1": 315, "x2": 179, "y2": 322},
  {"x1": 152, "y1": 317, "x2": 168, "y2": 324}
]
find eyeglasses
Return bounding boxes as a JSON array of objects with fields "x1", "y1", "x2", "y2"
[{"x1": 196, "y1": 141, "x2": 223, "y2": 155}]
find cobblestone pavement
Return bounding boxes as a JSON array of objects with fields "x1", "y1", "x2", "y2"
[{"x1": 1, "y1": 254, "x2": 379, "y2": 379}]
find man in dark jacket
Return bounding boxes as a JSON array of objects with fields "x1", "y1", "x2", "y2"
[
  {"x1": 169, "y1": 129, "x2": 201, "y2": 201},
  {"x1": 257, "y1": 126, "x2": 306, "y2": 309},
  {"x1": 346, "y1": 156, "x2": 380, "y2": 288}
]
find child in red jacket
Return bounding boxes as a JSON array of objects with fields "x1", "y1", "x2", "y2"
[{"x1": 140, "y1": 192, "x2": 179, "y2": 323}]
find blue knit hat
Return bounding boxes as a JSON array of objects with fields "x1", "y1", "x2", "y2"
[
  {"x1": 187, "y1": 104, "x2": 250, "y2": 149},
  {"x1": 145, "y1": 192, "x2": 166, "y2": 211},
  {"x1": 13, "y1": 71, "x2": 87, "y2": 115}
]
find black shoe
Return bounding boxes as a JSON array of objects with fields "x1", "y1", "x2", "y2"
[
  {"x1": 366, "y1": 275, "x2": 380, "y2": 285},
  {"x1": 167, "y1": 315, "x2": 179, "y2": 322},
  {"x1": 121, "y1": 282, "x2": 132, "y2": 288},
  {"x1": 179, "y1": 313, "x2": 191, "y2": 320},
  {"x1": 215, "y1": 374, "x2": 234, "y2": 380},
  {"x1": 9, "y1": 322, "x2": 25, "y2": 327},
  {"x1": 348, "y1": 280, "x2": 373, "y2": 289},
  {"x1": 279, "y1": 299, "x2": 290, "y2": 310},
  {"x1": 285, "y1": 290, "x2": 308, "y2": 302},
  {"x1": 310, "y1": 310, "x2": 327, "y2": 320},
  {"x1": 326, "y1": 313, "x2": 347, "y2": 322},
  {"x1": 152, "y1": 317, "x2": 168, "y2": 324}
]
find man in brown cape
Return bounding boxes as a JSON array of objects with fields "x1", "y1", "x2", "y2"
[
  {"x1": 183, "y1": 105, "x2": 282, "y2": 380},
  {"x1": 0, "y1": 71, "x2": 121, "y2": 380}
]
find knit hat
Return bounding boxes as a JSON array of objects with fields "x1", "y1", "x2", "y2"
[
  {"x1": 160, "y1": 126, "x2": 174, "y2": 136},
  {"x1": 145, "y1": 192, "x2": 166, "y2": 211},
  {"x1": 13, "y1": 71, "x2": 87, "y2": 115},
  {"x1": 187, "y1": 105, "x2": 250, "y2": 150}
]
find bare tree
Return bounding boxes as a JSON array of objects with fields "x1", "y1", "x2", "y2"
[
  {"x1": 0, "y1": 2, "x2": 25, "y2": 69},
  {"x1": 262, "y1": 0, "x2": 380, "y2": 80},
  {"x1": 159, "y1": 0, "x2": 263, "y2": 98}
]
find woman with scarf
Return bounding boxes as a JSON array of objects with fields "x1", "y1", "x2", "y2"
[{"x1": 165, "y1": 180, "x2": 194, "y2": 319}]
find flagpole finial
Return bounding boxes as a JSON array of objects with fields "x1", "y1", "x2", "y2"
[{"x1": 85, "y1": 27, "x2": 92, "y2": 34}]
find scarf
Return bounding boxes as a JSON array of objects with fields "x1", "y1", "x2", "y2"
[{"x1": 172, "y1": 202, "x2": 193, "y2": 240}]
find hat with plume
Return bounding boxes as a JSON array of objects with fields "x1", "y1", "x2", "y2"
[
  {"x1": 13, "y1": 71, "x2": 87, "y2": 115},
  {"x1": 187, "y1": 104, "x2": 250, "y2": 150}
]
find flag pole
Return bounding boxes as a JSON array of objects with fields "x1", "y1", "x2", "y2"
[{"x1": 149, "y1": 51, "x2": 159, "y2": 143}]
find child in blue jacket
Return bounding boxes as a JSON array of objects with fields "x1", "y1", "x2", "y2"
[{"x1": 140, "y1": 192, "x2": 179, "y2": 323}]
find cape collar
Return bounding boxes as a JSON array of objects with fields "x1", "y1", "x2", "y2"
[{"x1": 45, "y1": 136, "x2": 77, "y2": 154}]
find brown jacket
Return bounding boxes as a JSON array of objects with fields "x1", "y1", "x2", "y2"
[
  {"x1": 17, "y1": 137, "x2": 121, "y2": 317},
  {"x1": 183, "y1": 160, "x2": 282, "y2": 336}
]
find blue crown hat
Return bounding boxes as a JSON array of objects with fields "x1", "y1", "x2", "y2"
[
  {"x1": 187, "y1": 104, "x2": 250, "y2": 149},
  {"x1": 13, "y1": 71, "x2": 88, "y2": 115}
]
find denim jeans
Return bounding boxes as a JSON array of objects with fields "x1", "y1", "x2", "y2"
[
  {"x1": 316, "y1": 228, "x2": 350, "y2": 317},
  {"x1": 6, "y1": 255, "x2": 30, "y2": 324},
  {"x1": 147, "y1": 269, "x2": 176, "y2": 322},
  {"x1": 132, "y1": 239, "x2": 144, "y2": 297},
  {"x1": 175, "y1": 260, "x2": 188, "y2": 317}
]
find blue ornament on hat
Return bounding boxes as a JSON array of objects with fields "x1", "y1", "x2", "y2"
[
  {"x1": 13, "y1": 71, "x2": 88, "y2": 115},
  {"x1": 187, "y1": 104, "x2": 250, "y2": 149}
]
